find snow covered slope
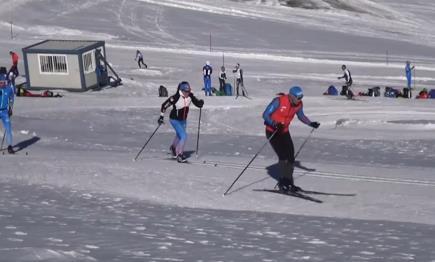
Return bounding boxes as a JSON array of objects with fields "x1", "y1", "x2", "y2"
[{"x1": 1, "y1": 0, "x2": 435, "y2": 260}]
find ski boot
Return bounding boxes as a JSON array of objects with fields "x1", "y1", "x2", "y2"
[
  {"x1": 289, "y1": 185, "x2": 302, "y2": 193},
  {"x1": 170, "y1": 145, "x2": 177, "y2": 158},
  {"x1": 277, "y1": 177, "x2": 292, "y2": 193},
  {"x1": 176, "y1": 154, "x2": 187, "y2": 163},
  {"x1": 7, "y1": 145, "x2": 15, "y2": 154}
]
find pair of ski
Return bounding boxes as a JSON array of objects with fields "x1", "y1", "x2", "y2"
[{"x1": 254, "y1": 189, "x2": 356, "y2": 203}]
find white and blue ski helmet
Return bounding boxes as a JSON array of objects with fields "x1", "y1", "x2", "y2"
[
  {"x1": 178, "y1": 81, "x2": 191, "y2": 92},
  {"x1": 289, "y1": 86, "x2": 303, "y2": 100}
]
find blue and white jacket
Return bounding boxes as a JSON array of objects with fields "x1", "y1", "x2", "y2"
[{"x1": 0, "y1": 74, "x2": 14, "y2": 111}]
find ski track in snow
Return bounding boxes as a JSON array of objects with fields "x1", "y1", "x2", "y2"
[{"x1": 1, "y1": 181, "x2": 435, "y2": 261}]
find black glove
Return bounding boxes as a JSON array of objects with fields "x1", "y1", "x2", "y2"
[
  {"x1": 337, "y1": 77, "x2": 341, "y2": 80},
  {"x1": 197, "y1": 99, "x2": 204, "y2": 108},
  {"x1": 309, "y1": 121, "x2": 320, "y2": 129},
  {"x1": 273, "y1": 121, "x2": 284, "y2": 131},
  {"x1": 8, "y1": 107, "x2": 12, "y2": 117},
  {"x1": 158, "y1": 115, "x2": 164, "y2": 125}
]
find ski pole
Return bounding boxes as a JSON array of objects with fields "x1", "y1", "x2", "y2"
[
  {"x1": 133, "y1": 123, "x2": 162, "y2": 161},
  {"x1": 195, "y1": 108, "x2": 202, "y2": 158},
  {"x1": 0, "y1": 129, "x2": 5, "y2": 151},
  {"x1": 294, "y1": 128, "x2": 315, "y2": 159},
  {"x1": 412, "y1": 67, "x2": 416, "y2": 98},
  {"x1": 241, "y1": 83, "x2": 248, "y2": 97},
  {"x1": 223, "y1": 129, "x2": 279, "y2": 196}
]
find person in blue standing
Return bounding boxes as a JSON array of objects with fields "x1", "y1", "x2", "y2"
[
  {"x1": 0, "y1": 67, "x2": 15, "y2": 154},
  {"x1": 263, "y1": 86, "x2": 320, "y2": 193},
  {"x1": 405, "y1": 61, "x2": 415, "y2": 98},
  {"x1": 158, "y1": 81, "x2": 204, "y2": 163},
  {"x1": 203, "y1": 61, "x2": 213, "y2": 96}
]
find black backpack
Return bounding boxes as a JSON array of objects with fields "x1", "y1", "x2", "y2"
[
  {"x1": 159, "y1": 85, "x2": 168, "y2": 97},
  {"x1": 368, "y1": 86, "x2": 380, "y2": 97}
]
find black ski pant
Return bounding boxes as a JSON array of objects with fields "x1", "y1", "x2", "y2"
[
  {"x1": 266, "y1": 130, "x2": 295, "y2": 186},
  {"x1": 219, "y1": 79, "x2": 225, "y2": 93},
  {"x1": 138, "y1": 58, "x2": 147, "y2": 68},
  {"x1": 236, "y1": 78, "x2": 245, "y2": 96}
]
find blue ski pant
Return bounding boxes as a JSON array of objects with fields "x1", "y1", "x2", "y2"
[
  {"x1": 170, "y1": 119, "x2": 187, "y2": 156},
  {"x1": 0, "y1": 110, "x2": 12, "y2": 146},
  {"x1": 204, "y1": 76, "x2": 212, "y2": 96},
  {"x1": 407, "y1": 73, "x2": 412, "y2": 88}
]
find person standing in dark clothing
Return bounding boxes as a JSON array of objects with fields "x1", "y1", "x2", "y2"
[
  {"x1": 338, "y1": 64, "x2": 353, "y2": 99},
  {"x1": 232, "y1": 63, "x2": 246, "y2": 97},
  {"x1": 262, "y1": 86, "x2": 320, "y2": 193},
  {"x1": 135, "y1": 50, "x2": 148, "y2": 69},
  {"x1": 218, "y1": 66, "x2": 227, "y2": 94}
]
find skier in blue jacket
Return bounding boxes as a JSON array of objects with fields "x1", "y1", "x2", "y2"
[{"x1": 0, "y1": 67, "x2": 15, "y2": 154}]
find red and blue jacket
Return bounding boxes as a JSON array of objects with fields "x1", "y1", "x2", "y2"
[{"x1": 263, "y1": 94, "x2": 311, "y2": 133}]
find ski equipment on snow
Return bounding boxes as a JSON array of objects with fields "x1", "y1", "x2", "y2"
[{"x1": 254, "y1": 189, "x2": 323, "y2": 203}]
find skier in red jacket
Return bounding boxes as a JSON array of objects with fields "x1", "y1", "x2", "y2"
[{"x1": 263, "y1": 86, "x2": 320, "y2": 193}]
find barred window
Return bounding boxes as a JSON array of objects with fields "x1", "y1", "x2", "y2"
[
  {"x1": 39, "y1": 55, "x2": 68, "y2": 74},
  {"x1": 83, "y1": 51, "x2": 95, "y2": 73}
]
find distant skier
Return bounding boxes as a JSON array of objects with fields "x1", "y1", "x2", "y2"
[
  {"x1": 8, "y1": 51, "x2": 19, "y2": 83},
  {"x1": 0, "y1": 67, "x2": 15, "y2": 154},
  {"x1": 405, "y1": 61, "x2": 415, "y2": 98},
  {"x1": 262, "y1": 86, "x2": 320, "y2": 193},
  {"x1": 218, "y1": 66, "x2": 227, "y2": 94},
  {"x1": 233, "y1": 63, "x2": 246, "y2": 97},
  {"x1": 203, "y1": 61, "x2": 213, "y2": 96},
  {"x1": 135, "y1": 50, "x2": 148, "y2": 69},
  {"x1": 158, "y1": 81, "x2": 204, "y2": 163},
  {"x1": 337, "y1": 64, "x2": 353, "y2": 99}
]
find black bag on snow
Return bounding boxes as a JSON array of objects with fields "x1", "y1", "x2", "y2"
[
  {"x1": 159, "y1": 85, "x2": 168, "y2": 97},
  {"x1": 368, "y1": 86, "x2": 380, "y2": 97}
]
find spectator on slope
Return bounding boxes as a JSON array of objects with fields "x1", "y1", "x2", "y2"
[
  {"x1": 405, "y1": 61, "x2": 415, "y2": 98},
  {"x1": 8, "y1": 51, "x2": 19, "y2": 85},
  {"x1": 134, "y1": 50, "x2": 148, "y2": 69},
  {"x1": 232, "y1": 63, "x2": 246, "y2": 97},
  {"x1": 203, "y1": 61, "x2": 213, "y2": 96},
  {"x1": 262, "y1": 86, "x2": 320, "y2": 193},
  {"x1": 337, "y1": 64, "x2": 353, "y2": 99},
  {"x1": 0, "y1": 66, "x2": 16, "y2": 154},
  {"x1": 218, "y1": 66, "x2": 227, "y2": 94},
  {"x1": 158, "y1": 81, "x2": 204, "y2": 163}
]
